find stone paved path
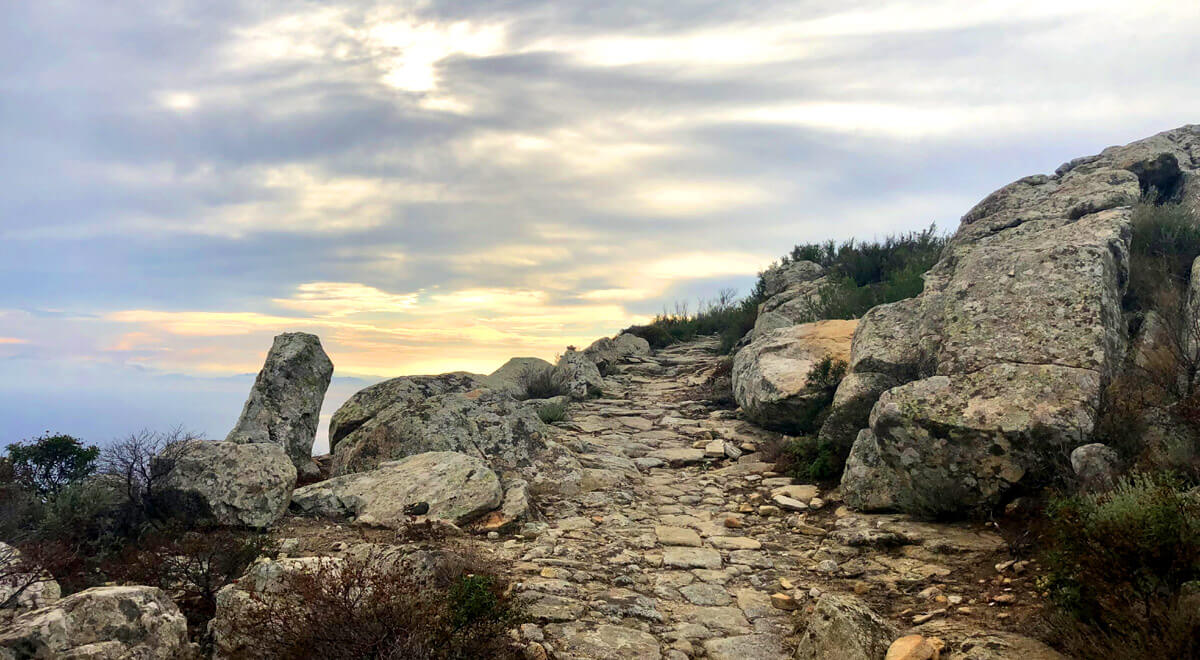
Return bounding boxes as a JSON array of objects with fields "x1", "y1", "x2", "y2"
[{"x1": 500, "y1": 338, "x2": 1027, "y2": 659}]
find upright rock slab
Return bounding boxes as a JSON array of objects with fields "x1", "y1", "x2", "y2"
[
  {"x1": 156, "y1": 440, "x2": 296, "y2": 528},
  {"x1": 0, "y1": 586, "x2": 190, "y2": 659},
  {"x1": 557, "y1": 348, "x2": 604, "y2": 399},
  {"x1": 226, "y1": 332, "x2": 333, "y2": 474},
  {"x1": 291, "y1": 451, "x2": 502, "y2": 528},
  {"x1": 732, "y1": 320, "x2": 857, "y2": 433},
  {"x1": 840, "y1": 125, "x2": 1200, "y2": 514}
]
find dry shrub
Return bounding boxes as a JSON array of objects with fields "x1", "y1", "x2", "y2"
[
  {"x1": 103, "y1": 529, "x2": 274, "y2": 639},
  {"x1": 515, "y1": 365, "x2": 570, "y2": 401},
  {"x1": 222, "y1": 548, "x2": 525, "y2": 660},
  {"x1": 1039, "y1": 473, "x2": 1200, "y2": 658}
]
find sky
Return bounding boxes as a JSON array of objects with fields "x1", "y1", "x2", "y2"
[{"x1": 2, "y1": 1, "x2": 1199, "y2": 453}]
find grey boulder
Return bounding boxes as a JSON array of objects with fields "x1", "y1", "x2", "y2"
[
  {"x1": 291, "y1": 451, "x2": 503, "y2": 528},
  {"x1": 732, "y1": 320, "x2": 856, "y2": 433},
  {"x1": 1070, "y1": 442, "x2": 1121, "y2": 491},
  {"x1": 155, "y1": 440, "x2": 296, "y2": 528},
  {"x1": 328, "y1": 372, "x2": 486, "y2": 452},
  {"x1": 557, "y1": 348, "x2": 604, "y2": 399},
  {"x1": 0, "y1": 585, "x2": 190, "y2": 660},
  {"x1": 793, "y1": 593, "x2": 896, "y2": 660},
  {"x1": 226, "y1": 332, "x2": 333, "y2": 475},
  {"x1": 840, "y1": 125, "x2": 1200, "y2": 515}
]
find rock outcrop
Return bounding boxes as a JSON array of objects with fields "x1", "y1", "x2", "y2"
[
  {"x1": 291, "y1": 451, "x2": 503, "y2": 527},
  {"x1": 330, "y1": 386, "x2": 582, "y2": 495},
  {"x1": 484, "y1": 358, "x2": 555, "y2": 394},
  {"x1": 557, "y1": 348, "x2": 605, "y2": 399},
  {"x1": 584, "y1": 333, "x2": 651, "y2": 374},
  {"x1": 839, "y1": 125, "x2": 1200, "y2": 514},
  {"x1": 0, "y1": 585, "x2": 190, "y2": 659},
  {"x1": 752, "y1": 260, "x2": 827, "y2": 338},
  {"x1": 732, "y1": 320, "x2": 856, "y2": 433},
  {"x1": 328, "y1": 372, "x2": 485, "y2": 452},
  {"x1": 226, "y1": 332, "x2": 333, "y2": 476},
  {"x1": 155, "y1": 440, "x2": 296, "y2": 528}
]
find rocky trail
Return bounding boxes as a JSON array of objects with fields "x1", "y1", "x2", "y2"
[{"x1": 280, "y1": 337, "x2": 1064, "y2": 660}]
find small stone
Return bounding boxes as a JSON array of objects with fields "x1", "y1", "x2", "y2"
[
  {"x1": 739, "y1": 503, "x2": 755, "y2": 513},
  {"x1": 992, "y1": 593, "x2": 1017, "y2": 605},
  {"x1": 772, "y1": 494, "x2": 808, "y2": 511},
  {"x1": 724, "y1": 516, "x2": 744, "y2": 529},
  {"x1": 853, "y1": 582, "x2": 871, "y2": 595},
  {"x1": 680, "y1": 582, "x2": 734, "y2": 606},
  {"x1": 995, "y1": 560, "x2": 1015, "y2": 573},
  {"x1": 663, "y1": 546, "x2": 723, "y2": 570},
  {"x1": 770, "y1": 592, "x2": 798, "y2": 610},
  {"x1": 706, "y1": 439, "x2": 727, "y2": 457},
  {"x1": 808, "y1": 587, "x2": 822, "y2": 598},
  {"x1": 947, "y1": 594, "x2": 963, "y2": 605},
  {"x1": 808, "y1": 497, "x2": 825, "y2": 509},
  {"x1": 779, "y1": 578, "x2": 795, "y2": 590},
  {"x1": 885, "y1": 634, "x2": 938, "y2": 660},
  {"x1": 957, "y1": 607, "x2": 975, "y2": 614},
  {"x1": 740, "y1": 442, "x2": 757, "y2": 452},
  {"x1": 758, "y1": 505, "x2": 782, "y2": 517},
  {"x1": 1012, "y1": 560, "x2": 1031, "y2": 574},
  {"x1": 816, "y1": 559, "x2": 839, "y2": 574},
  {"x1": 911, "y1": 608, "x2": 945, "y2": 624}
]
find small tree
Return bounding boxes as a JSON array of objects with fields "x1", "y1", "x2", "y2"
[{"x1": 6, "y1": 433, "x2": 99, "y2": 498}]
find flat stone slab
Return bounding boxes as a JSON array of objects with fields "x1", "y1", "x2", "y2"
[
  {"x1": 772, "y1": 494, "x2": 808, "y2": 511},
  {"x1": 709, "y1": 536, "x2": 762, "y2": 550},
  {"x1": 680, "y1": 583, "x2": 733, "y2": 606},
  {"x1": 663, "y1": 547, "x2": 723, "y2": 569},
  {"x1": 703, "y1": 634, "x2": 787, "y2": 660},
  {"x1": 772, "y1": 484, "x2": 819, "y2": 502},
  {"x1": 647, "y1": 448, "x2": 706, "y2": 466},
  {"x1": 655, "y1": 525, "x2": 702, "y2": 547}
]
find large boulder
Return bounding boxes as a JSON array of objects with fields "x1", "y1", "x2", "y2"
[
  {"x1": 328, "y1": 372, "x2": 485, "y2": 451},
  {"x1": 155, "y1": 441, "x2": 296, "y2": 528},
  {"x1": 752, "y1": 260, "x2": 828, "y2": 338},
  {"x1": 0, "y1": 543, "x2": 60, "y2": 619},
  {"x1": 291, "y1": 451, "x2": 503, "y2": 528},
  {"x1": 794, "y1": 593, "x2": 897, "y2": 660},
  {"x1": 840, "y1": 125, "x2": 1200, "y2": 515},
  {"x1": 226, "y1": 332, "x2": 333, "y2": 475},
  {"x1": 483, "y1": 358, "x2": 554, "y2": 395},
  {"x1": 330, "y1": 387, "x2": 581, "y2": 495},
  {"x1": 732, "y1": 320, "x2": 857, "y2": 433},
  {"x1": 584, "y1": 333, "x2": 652, "y2": 373},
  {"x1": 0, "y1": 585, "x2": 190, "y2": 659},
  {"x1": 557, "y1": 348, "x2": 604, "y2": 399}
]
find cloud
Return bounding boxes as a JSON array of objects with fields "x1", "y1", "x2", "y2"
[{"x1": 2, "y1": 0, "x2": 1199, "y2": 444}]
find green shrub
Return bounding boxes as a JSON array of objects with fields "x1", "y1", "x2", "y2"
[
  {"x1": 623, "y1": 290, "x2": 762, "y2": 354},
  {"x1": 785, "y1": 226, "x2": 945, "y2": 322},
  {"x1": 1040, "y1": 473, "x2": 1200, "y2": 657},
  {"x1": 5, "y1": 433, "x2": 99, "y2": 498},
  {"x1": 1125, "y1": 197, "x2": 1200, "y2": 320},
  {"x1": 537, "y1": 400, "x2": 567, "y2": 423},
  {"x1": 772, "y1": 357, "x2": 848, "y2": 481}
]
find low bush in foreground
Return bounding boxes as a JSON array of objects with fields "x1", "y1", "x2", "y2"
[
  {"x1": 1039, "y1": 472, "x2": 1200, "y2": 658},
  {"x1": 537, "y1": 400, "x2": 567, "y2": 423},
  {"x1": 222, "y1": 551, "x2": 525, "y2": 660}
]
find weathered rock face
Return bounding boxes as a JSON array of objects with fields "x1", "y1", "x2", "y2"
[
  {"x1": 752, "y1": 260, "x2": 827, "y2": 338},
  {"x1": 291, "y1": 451, "x2": 503, "y2": 527},
  {"x1": 328, "y1": 372, "x2": 485, "y2": 452},
  {"x1": 226, "y1": 332, "x2": 333, "y2": 474},
  {"x1": 794, "y1": 593, "x2": 897, "y2": 660},
  {"x1": 156, "y1": 440, "x2": 296, "y2": 528},
  {"x1": 0, "y1": 542, "x2": 60, "y2": 618},
  {"x1": 584, "y1": 333, "x2": 652, "y2": 374},
  {"x1": 0, "y1": 585, "x2": 190, "y2": 659},
  {"x1": 840, "y1": 125, "x2": 1200, "y2": 514},
  {"x1": 330, "y1": 387, "x2": 581, "y2": 495},
  {"x1": 557, "y1": 348, "x2": 604, "y2": 399},
  {"x1": 732, "y1": 320, "x2": 857, "y2": 433},
  {"x1": 483, "y1": 358, "x2": 554, "y2": 395},
  {"x1": 1070, "y1": 442, "x2": 1120, "y2": 491}
]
